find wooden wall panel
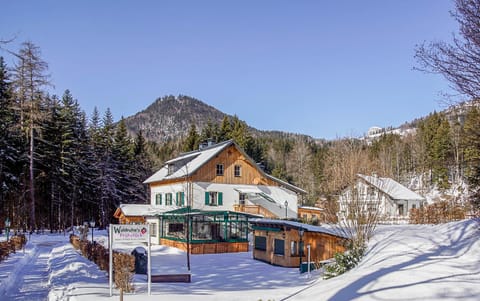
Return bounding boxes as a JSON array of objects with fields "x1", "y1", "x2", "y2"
[
  {"x1": 192, "y1": 145, "x2": 277, "y2": 186},
  {"x1": 253, "y1": 228, "x2": 346, "y2": 268}
]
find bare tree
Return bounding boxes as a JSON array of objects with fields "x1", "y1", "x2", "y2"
[
  {"x1": 336, "y1": 181, "x2": 381, "y2": 251},
  {"x1": 12, "y1": 41, "x2": 51, "y2": 229},
  {"x1": 415, "y1": 0, "x2": 480, "y2": 102}
]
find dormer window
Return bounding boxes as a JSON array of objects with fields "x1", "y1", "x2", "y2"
[
  {"x1": 168, "y1": 164, "x2": 176, "y2": 175},
  {"x1": 216, "y1": 164, "x2": 224, "y2": 176}
]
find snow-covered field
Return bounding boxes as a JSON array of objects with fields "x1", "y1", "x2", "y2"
[{"x1": 0, "y1": 219, "x2": 478, "y2": 301}]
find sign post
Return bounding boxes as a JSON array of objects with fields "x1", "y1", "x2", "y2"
[{"x1": 109, "y1": 224, "x2": 151, "y2": 296}]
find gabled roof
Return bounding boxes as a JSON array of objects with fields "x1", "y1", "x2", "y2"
[
  {"x1": 114, "y1": 204, "x2": 170, "y2": 217},
  {"x1": 357, "y1": 174, "x2": 425, "y2": 201},
  {"x1": 144, "y1": 140, "x2": 232, "y2": 184},
  {"x1": 143, "y1": 140, "x2": 306, "y2": 194}
]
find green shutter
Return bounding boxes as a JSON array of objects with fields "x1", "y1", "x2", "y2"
[
  {"x1": 205, "y1": 192, "x2": 210, "y2": 205},
  {"x1": 181, "y1": 192, "x2": 185, "y2": 206},
  {"x1": 218, "y1": 192, "x2": 223, "y2": 206},
  {"x1": 176, "y1": 192, "x2": 179, "y2": 206}
]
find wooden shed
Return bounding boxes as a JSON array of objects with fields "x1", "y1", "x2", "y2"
[
  {"x1": 250, "y1": 219, "x2": 347, "y2": 268},
  {"x1": 113, "y1": 204, "x2": 166, "y2": 224}
]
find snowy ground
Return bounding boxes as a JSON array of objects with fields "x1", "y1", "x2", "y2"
[{"x1": 0, "y1": 219, "x2": 478, "y2": 301}]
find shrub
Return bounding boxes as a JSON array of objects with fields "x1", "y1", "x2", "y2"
[
  {"x1": 113, "y1": 252, "x2": 135, "y2": 293},
  {"x1": 323, "y1": 244, "x2": 366, "y2": 279},
  {"x1": 69, "y1": 234, "x2": 134, "y2": 292},
  {"x1": 410, "y1": 201, "x2": 466, "y2": 224}
]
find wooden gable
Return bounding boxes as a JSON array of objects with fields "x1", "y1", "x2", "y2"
[{"x1": 190, "y1": 144, "x2": 276, "y2": 186}]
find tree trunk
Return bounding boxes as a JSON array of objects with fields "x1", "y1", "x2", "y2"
[{"x1": 29, "y1": 126, "x2": 35, "y2": 229}]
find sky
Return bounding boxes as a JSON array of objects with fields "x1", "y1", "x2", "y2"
[{"x1": 1, "y1": 0, "x2": 460, "y2": 140}]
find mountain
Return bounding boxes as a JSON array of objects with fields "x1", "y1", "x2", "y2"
[
  {"x1": 123, "y1": 94, "x2": 315, "y2": 143},
  {"x1": 124, "y1": 95, "x2": 228, "y2": 142}
]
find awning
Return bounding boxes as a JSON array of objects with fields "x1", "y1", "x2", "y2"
[{"x1": 234, "y1": 187, "x2": 263, "y2": 194}]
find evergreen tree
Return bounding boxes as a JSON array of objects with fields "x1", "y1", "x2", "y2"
[
  {"x1": 113, "y1": 118, "x2": 135, "y2": 203},
  {"x1": 462, "y1": 106, "x2": 480, "y2": 211},
  {"x1": 218, "y1": 116, "x2": 231, "y2": 142},
  {"x1": 432, "y1": 117, "x2": 452, "y2": 189},
  {"x1": 200, "y1": 119, "x2": 218, "y2": 143},
  {"x1": 230, "y1": 115, "x2": 253, "y2": 151},
  {"x1": 0, "y1": 57, "x2": 23, "y2": 225},
  {"x1": 131, "y1": 129, "x2": 152, "y2": 203},
  {"x1": 183, "y1": 124, "x2": 200, "y2": 152}
]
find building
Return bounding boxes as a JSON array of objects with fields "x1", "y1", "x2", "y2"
[
  {"x1": 113, "y1": 204, "x2": 165, "y2": 224},
  {"x1": 339, "y1": 174, "x2": 426, "y2": 223},
  {"x1": 297, "y1": 206, "x2": 326, "y2": 224},
  {"x1": 250, "y1": 219, "x2": 346, "y2": 268},
  {"x1": 116, "y1": 140, "x2": 306, "y2": 253}
]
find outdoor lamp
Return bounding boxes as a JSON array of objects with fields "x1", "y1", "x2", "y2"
[
  {"x1": 5, "y1": 218, "x2": 11, "y2": 241},
  {"x1": 89, "y1": 220, "x2": 95, "y2": 243}
]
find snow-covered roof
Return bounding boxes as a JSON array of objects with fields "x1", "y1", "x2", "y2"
[
  {"x1": 299, "y1": 206, "x2": 325, "y2": 212},
  {"x1": 116, "y1": 204, "x2": 169, "y2": 217},
  {"x1": 143, "y1": 140, "x2": 306, "y2": 194},
  {"x1": 144, "y1": 140, "x2": 232, "y2": 184},
  {"x1": 358, "y1": 174, "x2": 425, "y2": 201},
  {"x1": 250, "y1": 218, "x2": 348, "y2": 239}
]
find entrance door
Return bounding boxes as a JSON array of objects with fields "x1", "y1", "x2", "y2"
[
  {"x1": 211, "y1": 224, "x2": 221, "y2": 240},
  {"x1": 398, "y1": 204, "x2": 404, "y2": 216}
]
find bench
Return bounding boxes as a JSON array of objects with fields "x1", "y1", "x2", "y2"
[{"x1": 150, "y1": 273, "x2": 191, "y2": 283}]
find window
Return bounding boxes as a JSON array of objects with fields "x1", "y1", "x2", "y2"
[
  {"x1": 254, "y1": 236, "x2": 267, "y2": 251},
  {"x1": 168, "y1": 223, "x2": 184, "y2": 233},
  {"x1": 234, "y1": 165, "x2": 241, "y2": 177},
  {"x1": 166, "y1": 193, "x2": 173, "y2": 205},
  {"x1": 176, "y1": 192, "x2": 185, "y2": 206},
  {"x1": 291, "y1": 241, "x2": 298, "y2": 256},
  {"x1": 167, "y1": 164, "x2": 176, "y2": 175},
  {"x1": 216, "y1": 164, "x2": 224, "y2": 176},
  {"x1": 205, "y1": 191, "x2": 223, "y2": 206},
  {"x1": 274, "y1": 239, "x2": 285, "y2": 256},
  {"x1": 150, "y1": 223, "x2": 157, "y2": 237},
  {"x1": 412, "y1": 204, "x2": 416, "y2": 210},
  {"x1": 239, "y1": 193, "x2": 246, "y2": 205},
  {"x1": 155, "y1": 193, "x2": 162, "y2": 205}
]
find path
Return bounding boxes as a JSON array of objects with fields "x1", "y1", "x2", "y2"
[{"x1": 0, "y1": 235, "x2": 66, "y2": 301}]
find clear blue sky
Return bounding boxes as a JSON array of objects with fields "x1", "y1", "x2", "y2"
[{"x1": 1, "y1": 0, "x2": 458, "y2": 139}]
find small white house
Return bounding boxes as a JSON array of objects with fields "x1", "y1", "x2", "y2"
[{"x1": 339, "y1": 174, "x2": 426, "y2": 223}]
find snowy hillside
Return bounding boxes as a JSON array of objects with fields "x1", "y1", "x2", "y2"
[{"x1": 0, "y1": 219, "x2": 478, "y2": 300}]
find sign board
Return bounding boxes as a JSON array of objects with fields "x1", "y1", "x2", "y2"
[
  {"x1": 109, "y1": 224, "x2": 151, "y2": 296},
  {"x1": 111, "y1": 224, "x2": 149, "y2": 243}
]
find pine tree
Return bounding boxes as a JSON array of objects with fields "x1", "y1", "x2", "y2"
[
  {"x1": 432, "y1": 117, "x2": 452, "y2": 189},
  {"x1": 0, "y1": 57, "x2": 23, "y2": 225},
  {"x1": 218, "y1": 116, "x2": 231, "y2": 142},
  {"x1": 183, "y1": 124, "x2": 200, "y2": 152},
  {"x1": 462, "y1": 106, "x2": 480, "y2": 211},
  {"x1": 113, "y1": 118, "x2": 135, "y2": 203},
  {"x1": 230, "y1": 115, "x2": 253, "y2": 151}
]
